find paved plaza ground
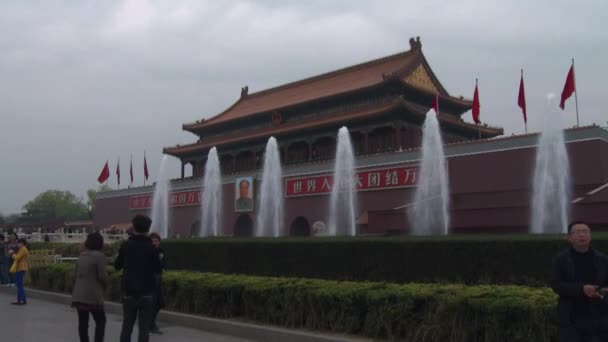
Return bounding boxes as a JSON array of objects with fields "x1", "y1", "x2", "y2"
[{"x1": 0, "y1": 291, "x2": 254, "y2": 342}]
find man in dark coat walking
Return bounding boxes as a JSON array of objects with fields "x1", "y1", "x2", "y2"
[
  {"x1": 114, "y1": 215, "x2": 161, "y2": 342},
  {"x1": 552, "y1": 221, "x2": 608, "y2": 341}
]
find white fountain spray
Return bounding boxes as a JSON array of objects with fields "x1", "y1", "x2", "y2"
[
  {"x1": 328, "y1": 126, "x2": 357, "y2": 236},
  {"x1": 200, "y1": 147, "x2": 223, "y2": 237},
  {"x1": 256, "y1": 137, "x2": 284, "y2": 237},
  {"x1": 150, "y1": 155, "x2": 170, "y2": 239},
  {"x1": 530, "y1": 94, "x2": 572, "y2": 234},
  {"x1": 409, "y1": 109, "x2": 450, "y2": 235}
]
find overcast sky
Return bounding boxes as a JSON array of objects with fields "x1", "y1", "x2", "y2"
[{"x1": 1, "y1": 0, "x2": 606, "y2": 215}]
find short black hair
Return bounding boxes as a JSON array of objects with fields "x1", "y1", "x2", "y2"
[
  {"x1": 17, "y1": 238, "x2": 27, "y2": 245},
  {"x1": 568, "y1": 221, "x2": 589, "y2": 234},
  {"x1": 239, "y1": 179, "x2": 250, "y2": 187},
  {"x1": 84, "y1": 232, "x2": 104, "y2": 251},
  {"x1": 0, "y1": 234, "x2": 4, "y2": 241},
  {"x1": 149, "y1": 232, "x2": 161, "y2": 241},
  {"x1": 132, "y1": 214, "x2": 152, "y2": 234}
]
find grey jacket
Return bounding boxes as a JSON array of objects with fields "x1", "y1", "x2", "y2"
[{"x1": 71, "y1": 250, "x2": 108, "y2": 305}]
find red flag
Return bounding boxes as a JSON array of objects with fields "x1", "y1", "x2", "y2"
[
  {"x1": 431, "y1": 93, "x2": 439, "y2": 114},
  {"x1": 97, "y1": 161, "x2": 110, "y2": 184},
  {"x1": 144, "y1": 154, "x2": 149, "y2": 181},
  {"x1": 116, "y1": 158, "x2": 121, "y2": 186},
  {"x1": 472, "y1": 80, "x2": 480, "y2": 124},
  {"x1": 560, "y1": 64, "x2": 576, "y2": 110},
  {"x1": 130, "y1": 155, "x2": 134, "y2": 184},
  {"x1": 518, "y1": 70, "x2": 527, "y2": 123}
]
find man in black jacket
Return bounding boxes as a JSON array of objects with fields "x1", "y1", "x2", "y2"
[
  {"x1": 115, "y1": 215, "x2": 161, "y2": 342},
  {"x1": 552, "y1": 221, "x2": 608, "y2": 342}
]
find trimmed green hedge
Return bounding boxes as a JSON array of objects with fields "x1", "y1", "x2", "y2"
[
  {"x1": 159, "y1": 235, "x2": 590, "y2": 285},
  {"x1": 29, "y1": 264, "x2": 556, "y2": 341},
  {"x1": 36, "y1": 234, "x2": 608, "y2": 285},
  {"x1": 29, "y1": 242, "x2": 119, "y2": 258}
]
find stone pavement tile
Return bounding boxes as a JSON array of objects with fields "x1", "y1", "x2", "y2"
[{"x1": 0, "y1": 291, "x2": 254, "y2": 342}]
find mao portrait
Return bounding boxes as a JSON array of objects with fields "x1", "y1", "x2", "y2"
[{"x1": 235, "y1": 176, "x2": 254, "y2": 212}]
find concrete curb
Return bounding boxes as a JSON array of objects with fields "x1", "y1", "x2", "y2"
[{"x1": 0, "y1": 286, "x2": 368, "y2": 342}]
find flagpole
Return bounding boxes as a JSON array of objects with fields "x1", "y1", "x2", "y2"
[
  {"x1": 476, "y1": 78, "x2": 481, "y2": 140},
  {"x1": 572, "y1": 58, "x2": 580, "y2": 127},
  {"x1": 521, "y1": 69, "x2": 527, "y2": 134},
  {"x1": 144, "y1": 151, "x2": 147, "y2": 186}
]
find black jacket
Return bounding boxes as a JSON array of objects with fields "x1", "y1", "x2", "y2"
[
  {"x1": 114, "y1": 234, "x2": 161, "y2": 297},
  {"x1": 551, "y1": 248, "x2": 608, "y2": 326},
  {"x1": 157, "y1": 247, "x2": 165, "y2": 274}
]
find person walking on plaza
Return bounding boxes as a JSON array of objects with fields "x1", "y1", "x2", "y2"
[
  {"x1": 114, "y1": 215, "x2": 161, "y2": 342},
  {"x1": 9, "y1": 238, "x2": 29, "y2": 305},
  {"x1": 148, "y1": 232, "x2": 166, "y2": 335},
  {"x1": 6, "y1": 232, "x2": 18, "y2": 286},
  {"x1": 552, "y1": 221, "x2": 608, "y2": 341},
  {"x1": 0, "y1": 234, "x2": 9, "y2": 285},
  {"x1": 72, "y1": 232, "x2": 108, "y2": 342}
]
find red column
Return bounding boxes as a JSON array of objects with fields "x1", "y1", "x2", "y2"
[
  {"x1": 394, "y1": 124, "x2": 402, "y2": 151},
  {"x1": 308, "y1": 141, "x2": 313, "y2": 161}
]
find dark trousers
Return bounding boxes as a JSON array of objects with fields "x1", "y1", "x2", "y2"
[
  {"x1": 120, "y1": 295, "x2": 154, "y2": 342},
  {"x1": 14, "y1": 271, "x2": 26, "y2": 303},
  {"x1": 559, "y1": 318, "x2": 608, "y2": 342},
  {"x1": 150, "y1": 276, "x2": 163, "y2": 330},
  {"x1": 77, "y1": 309, "x2": 106, "y2": 342},
  {"x1": 150, "y1": 306, "x2": 160, "y2": 330},
  {"x1": 7, "y1": 258, "x2": 14, "y2": 284},
  {"x1": 0, "y1": 262, "x2": 8, "y2": 284}
]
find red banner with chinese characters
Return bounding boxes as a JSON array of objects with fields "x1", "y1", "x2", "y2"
[
  {"x1": 129, "y1": 190, "x2": 201, "y2": 210},
  {"x1": 285, "y1": 165, "x2": 419, "y2": 197}
]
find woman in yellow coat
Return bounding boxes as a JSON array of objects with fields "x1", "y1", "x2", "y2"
[{"x1": 9, "y1": 238, "x2": 29, "y2": 305}]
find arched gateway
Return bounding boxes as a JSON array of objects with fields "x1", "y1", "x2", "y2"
[
  {"x1": 234, "y1": 214, "x2": 253, "y2": 237},
  {"x1": 290, "y1": 217, "x2": 311, "y2": 236}
]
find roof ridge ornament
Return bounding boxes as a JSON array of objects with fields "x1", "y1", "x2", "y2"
[
  {"x1": 409, "y1": 36, "x2": 422, "y2": 50},
  {"x1": 240, "y1": 86, "x2": 249, "y2": 99}
]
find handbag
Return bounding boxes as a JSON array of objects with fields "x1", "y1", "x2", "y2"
[{"x1": 9, "y1": 261, "x2": 17, "y2": 273}]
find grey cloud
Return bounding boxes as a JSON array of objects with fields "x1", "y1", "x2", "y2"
[{"x1": 1, "y1": 0, "x2": 606, "y2": 214}]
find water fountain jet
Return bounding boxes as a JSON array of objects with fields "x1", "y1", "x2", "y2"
[{"x1": 409, "y1": 109, "x2": 450, "y2": 235}]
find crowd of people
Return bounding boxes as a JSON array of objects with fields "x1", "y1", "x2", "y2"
[
  {"x1": 2, "y1": 214, "x2": 165, "y2": 342},
  {"x1": 4, "y1": 217, "x2": 608, "y2": 341}
]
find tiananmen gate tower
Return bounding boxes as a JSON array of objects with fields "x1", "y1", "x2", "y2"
[{"x1": 95, "y1": 37, "x2": 608, "y2": 236}]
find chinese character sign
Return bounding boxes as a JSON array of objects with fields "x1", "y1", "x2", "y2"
[
  {"x1": 285, "y1": 165, "x2": 419, "y2": 197},
  {"x1": 129, "y1": 190, "x2": 201, "y2": 210}
]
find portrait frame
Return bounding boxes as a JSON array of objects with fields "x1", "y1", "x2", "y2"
[{"x1": 235, "y1": 176, "x2": 254, "y2": 212}]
